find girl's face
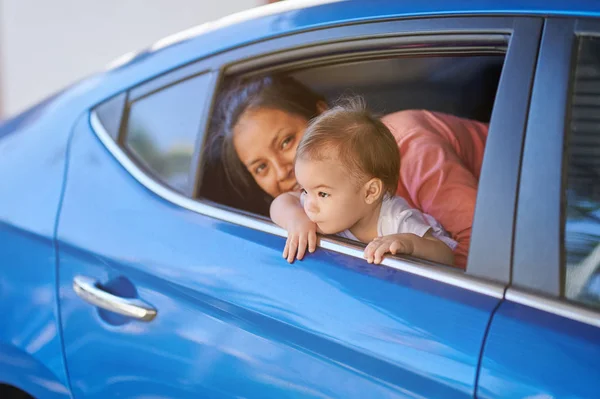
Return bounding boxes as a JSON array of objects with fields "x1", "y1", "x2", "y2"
[{"x1": 233, "y1": 107, "x2": 308, "y2": 198}]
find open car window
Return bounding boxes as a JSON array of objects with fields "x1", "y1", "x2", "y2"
[{"x1": 201, "y1": 51, "x2": 505, "y2": 270}]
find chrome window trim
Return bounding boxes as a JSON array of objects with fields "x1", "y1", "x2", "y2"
[
  {"x1": 506, "y1": 288, "x2": 600, "y2": 328},
  {"x1": 90, "y1": 111, "x2": 504, "y2": 299}
]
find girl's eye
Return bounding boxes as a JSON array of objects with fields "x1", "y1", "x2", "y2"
[
  {"x1": 281, "y1": 135, "x2": 294, "y2": 149},
  {"x1": 318, "y1": 192, "x2": 330, "y2": 198},
  {"x1": 254, "y1": 163, "x2": 267, "y2": 174},
  {"x1": 301, "y1": 188, "x2": 307, "y2": 194}
]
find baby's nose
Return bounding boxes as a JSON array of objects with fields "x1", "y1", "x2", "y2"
[{"x1": 305, "y1": 197, "x2": 318, "y2": 213}]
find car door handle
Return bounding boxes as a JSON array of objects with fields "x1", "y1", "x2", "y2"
[{"x1": 73, "y1": 275, "x2": 157, "y2": 322}]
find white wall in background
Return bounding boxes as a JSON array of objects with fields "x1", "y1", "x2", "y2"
[{"x1": 0, "y1": 0, "x2": 261, "y2": 117}]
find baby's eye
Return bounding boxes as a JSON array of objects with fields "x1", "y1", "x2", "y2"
[
  {"x1": 318, "y1": 192, "x2": 330, "y2": 198},
  {"x1": 281, "y1": 135, "x2": 294, "y2": 149},
  {"x1": 301, "y1": 188, "x2": 307, "y2": 194}
]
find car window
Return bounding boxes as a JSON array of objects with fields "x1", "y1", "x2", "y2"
[
  {"x1": 95, "y1": 92, "x2": 126, "y2": 140},
  {"x1": 124, "y1": 73, "x2": 211, "y2": 194},
  {"x1": 201, "y1": 55, "x2": 505, "y2": 221},
  {"x1": 564, "y1": 36, "x2": 600, "y2": 308},
  {"x1": 202, "y1": 52, "x2": 510, "y2": 270}
]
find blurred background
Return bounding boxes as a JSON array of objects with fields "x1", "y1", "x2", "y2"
[{"x1": 0, "y1": 0, "x2": 280, "y2": 119}]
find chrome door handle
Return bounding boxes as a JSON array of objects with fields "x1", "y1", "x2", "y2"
[{"x1": 73, "y1": 275, "x2": 157, "y2": 322}]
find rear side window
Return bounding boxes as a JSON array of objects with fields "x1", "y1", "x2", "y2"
[
  {"x1": 564, "y1": 36, "x2": 600, "y2": 308},
  {"x1": 124, "y1": 73, "x2": 211, "y2": 194},
  {"x1": 95, "y1": 92, "x2": 126, "y2": 140}
]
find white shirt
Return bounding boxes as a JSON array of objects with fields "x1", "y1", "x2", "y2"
[{"x1": 338, "y1": 196, "x2": 458, "y2": 250}]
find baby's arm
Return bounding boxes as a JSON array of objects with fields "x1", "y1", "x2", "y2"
[
  {"x1": 364, "y1": 230, "x2": 454, "y2": 265},
  {"x1": 270, "y1": 192, "x2": 318, "y2": 263}
]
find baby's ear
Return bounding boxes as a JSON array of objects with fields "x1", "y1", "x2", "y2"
[{"x1": 364, "y1": 178, "x2": 383, "y2": 204}]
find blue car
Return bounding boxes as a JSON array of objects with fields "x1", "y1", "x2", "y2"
[{"x1": 1, "y1": 1, "x2": 599, "y2": 398}]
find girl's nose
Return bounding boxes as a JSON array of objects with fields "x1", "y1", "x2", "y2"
[{"x1": 273, "y1": 157, "x2": 292, "y2": 182}]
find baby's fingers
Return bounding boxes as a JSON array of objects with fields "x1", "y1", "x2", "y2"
[
  {"x1": 389, "y1": 240, "x2": 402, "y2": 255},
  {"x1": 364, "y1": 241, "x2": 381, "y2": 264},
  {"x1": 308, "y1": 230, "x2": 317, "y2": 253},
  {"x1": 374, "y1": 243, "x2": 391, "y2": 264},
  {"x1": 297, "y1": 234, "x2": 308, "y2": 260},
  {"x1": 286, "y1": 234, "x2": 299, "y2": 263},
  {"x1": 283, "y1": 237, "x2": 290, "y2": 259}
]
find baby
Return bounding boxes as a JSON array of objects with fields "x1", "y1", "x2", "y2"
[{"x1": 271, "y1": 99, "x2": 456, "y2": 265}]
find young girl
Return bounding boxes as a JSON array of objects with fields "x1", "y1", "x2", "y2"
[{"x1": 271, "y1": 99, "x2": 456, "y2": 265}]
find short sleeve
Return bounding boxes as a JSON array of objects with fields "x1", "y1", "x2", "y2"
[{"x1": 378, "y1": 197, "x2": 432, "y2": 238}]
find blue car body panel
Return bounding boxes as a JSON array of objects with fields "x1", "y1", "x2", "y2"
[
  {"x1": 0, "y1": 1, "x2": 598, "y2": 397},
  {"x1": 478, "y1": 301, "x2": 600, "y2": 398},
  {"x1": 56, "y1": 115, "x2": 499, "y2": 397},
  {"x1": 0, "y1": 102, "x2": 73, "y2": 396}
]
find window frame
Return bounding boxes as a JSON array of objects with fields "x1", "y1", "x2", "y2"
[
  {"x1": 117, "y1": 67, "x2": 219, "y2": 197},
  {"x1": 510, "y1": 17, "x2": 600, "y2": 326},
  {"x1": 91, "y1": 15, "x2": 543, "y2": 298}
]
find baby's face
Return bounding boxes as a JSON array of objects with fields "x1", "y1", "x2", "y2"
[{"x1": 295, "y1": 158, "x2": 367, "y2": 235}]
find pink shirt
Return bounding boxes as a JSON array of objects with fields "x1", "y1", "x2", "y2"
[{"x1": 382, "y1": 110, "x2": 489, "y2": 269}]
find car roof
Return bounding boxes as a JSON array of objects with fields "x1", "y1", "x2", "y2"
[
  {"x1": 107, "y1": 0, "x2": 600, "y2": 72},
  {"x1": 7, "y1": 0, "x2": 599, "y2": 127}
]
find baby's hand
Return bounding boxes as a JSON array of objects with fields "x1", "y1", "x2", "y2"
[
  {"x1": 283, "y1": 217, "x2": 318, "y2": 263},
  {"x1": 364, "y1": 235, "x2": 414, "y2": 264}
]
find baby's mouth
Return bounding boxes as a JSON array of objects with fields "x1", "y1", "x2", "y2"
[{"x1": 308, "y1": 216, "x2": 322, "y2": 225}]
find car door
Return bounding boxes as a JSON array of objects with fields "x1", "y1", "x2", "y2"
[
  {"x1": 56, "y1": 16, "x2": 540, "y2": 399},
  {"x1": 477, "y1": 18, "x2": 600, "y2": 399}
]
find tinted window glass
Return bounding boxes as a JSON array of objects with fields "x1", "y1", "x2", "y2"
[
  {"x1": 125, "y1": 73, "x2": 211, "y2": 194},
  {"x1": 95, "y1": 92, "x2": 126, "y2": 140},
  {"x1": 564, "y1": 36, "x2": 600, "y2": 308}
]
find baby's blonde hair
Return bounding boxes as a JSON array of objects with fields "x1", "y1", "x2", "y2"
[{"x1": 296, "y1": 97, "x2": 400, "y2": 198}]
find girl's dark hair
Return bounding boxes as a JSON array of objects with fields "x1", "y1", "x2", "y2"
[{"x1": 208, "y1": 75, "x2": 326, "y2": 197}]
